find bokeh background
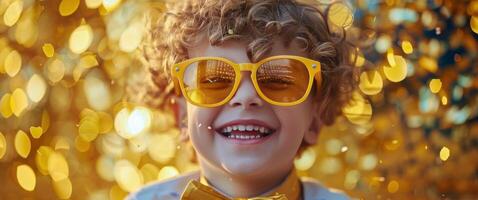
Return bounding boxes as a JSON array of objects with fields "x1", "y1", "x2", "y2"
[{"x1": 0, "y1": 0, "x2": 477, "y2": 199}]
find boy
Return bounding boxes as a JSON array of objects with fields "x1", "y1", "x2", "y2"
[{"x1": 128, "y1": 0, "x2": 357, "y2": 199}]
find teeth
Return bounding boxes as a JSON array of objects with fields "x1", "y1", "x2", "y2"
[
  {"x1": 246, "y1": 125, "x2": 254, "y2": 131},
  {"x1": 228, "y1": 134, "x2": 263, "y2": 140},
  {"x1": 238, "y1": 125, "x2": 246, "y2": 131}
]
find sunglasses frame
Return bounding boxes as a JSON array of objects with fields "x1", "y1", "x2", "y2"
[{"x1": 171, "y1": 55, "x2": 322, "y2": 107}]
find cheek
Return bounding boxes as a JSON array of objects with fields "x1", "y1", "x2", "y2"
[{"x1": 186, "y1": 105, "x2": 221, "y2": 153}]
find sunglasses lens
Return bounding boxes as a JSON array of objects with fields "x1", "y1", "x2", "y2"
[
  {"x1": 183, "y1": 59, "x2": 236, "y2": 105},
  {"x1": 257, "y1": 59, "x2": 310, "y2": 103}
]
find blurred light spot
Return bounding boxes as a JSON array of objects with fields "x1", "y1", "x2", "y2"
[
  {"x1": 383, "y1": 55, "x2": 407, "y2": 82},
  {"x1": 47, "y1": 58, "x2": 66, "y2": 83},
  {"x1": 96, "y1": 155, "x2": 115, "y2": 181},
  {"x1": 119, "y1": 21, "x2": 144, "y2": 52},
  {"x1": 429, "y1": 79, "x2": 442, "y2": 93},
  {"x1": 59, "y1": 0, "x2": 80, "y2": 16},
  {"x1": 294, "y1": 147, "x2": 316, "y2": 171},
  {"x1": 418, "y1": 56, "x2": 438, "y2": 73},
  {"x1": 15, "y1": 130, "x2": 31, "y2": 158},
  {"x1": 29, "y1": 126, "x2": 43, "y2": 139},
  {"x1": 127, "y1": 107, "x2": 152, "y2": 135},
  {"x1": 327, "y1": 3, "x2": 353, "y2": 29},
  {"x1": 319, "y1": 157, "x2": 342, "y2": 175},
  {"x1": 109, "y1": 185, "x2": 128, "y2": 200},
  {"x1": 69, "y1": 24, "x2": 93, "y2": 54},
  {"x1": 42, "y1": 43, "x2": 55, "y2": 57},
  {"x1": 325, "y1": 139, "x2": 343, "y2": 155},
  {"x1": 3, "y1": 0, "x2": 23, "y2": 27},
  {"x1": 11, "y1": 88, "x2": 28, "y2": 117},
  {"x1": 27, "y1": 74, "x2": 47, "y2": 103},
  {"x1": 419, "y1": 87, "x2": 439, "y2": 113},
  {"x1": 471, "y1": 16, "x2": 478, "y2": 34},
  {"x1": 79, "y1": 111, "x2": 100, "y2": 142},
  {"x1": 387, "y1": 48, "x2": 396, "y2": 67},
  {"x1": 440, "y1": 146, "x2": 450, "y2": 161},
  {"x1": 359, "y1": 70, "x2": 383, "y2": 95},
  {"x1": 35, "y1": 146, "x2": 54, "y2": 175},
  {"x1": 387, "y1": 180, "x2": 399, "y2": 193},
  {"x1": 17, "y1": 164, "x2": 36, "y2": 191},
  {"x1": 114, "y1": 159, "x2": 143, "y2": 192},
  {"x1": 157, "y1": 166, "x2": 179, "y2": 181},
  {"x1": 55, "y1": 137, "x2": 70, "y2": 151},
  {"x1": 343, "y1": 92, "x2": 372, "y2": 125},
  {"x1": 98, "y1": 112, "x2": 113, "y2": 133},
  {"x1": 441, "y1": 96, "x2": 448, "y2": 105},
  {"x1": 0, "y1": 93, "x2": 13, "y2": 118},
  {"x1": 360, "y1": 154, "x2": 378, "y2": 170},
  {"x1": 42, "y1": 110, "x2": 50, "y2": 132},
  {"x1": 148, "y1": 133, "x2": 176, "y2": 164},
  {"x1": 375, "y1": 35, "x2": 391, "y2": 53},
  {"x1": 74, "y1": 136, "x2": 90, "y2": 152},
  {"x1": 52, "y1": 178, "x2": 73, "y2": 199},
  {"x1": 344, "y1": 170, "x2": 360, "y2": 190},
  {"x1": 5, "y1": 50, "x2": 22, "y2": 77},
  {"x1": 0, "y1": 132, "x2": 6, "y2": 159},
  {"x1": 341, "y1": 146, "x2": 348, "y2": 152},
  {"x1": 140, "y1": 163, "x2": 159, "y2": 183},
  {"x1": 401, "y1": 40, "x2": 413, "y2": 54},
  {"x1": 48, "y1": 152, "x2": 69, "y2": 182},
  {"x1": 86, "y1": 0, "x2": 103, "y2": 8},
  {"x1": 84, "y1": 74, "x2": 111, "y2": 111}
]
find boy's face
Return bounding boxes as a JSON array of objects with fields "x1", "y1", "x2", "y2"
[{"x1": 182, "y1": 37, "x2": 320, "y2": 178}]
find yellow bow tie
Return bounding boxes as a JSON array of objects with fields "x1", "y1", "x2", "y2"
[{"x1": 180, "y1": 180, "x2": 288, "y2": 200}]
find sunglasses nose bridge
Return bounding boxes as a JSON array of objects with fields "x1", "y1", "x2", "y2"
[{"x1": 238, "y1": 63, "x2": 254, "y2": 72}]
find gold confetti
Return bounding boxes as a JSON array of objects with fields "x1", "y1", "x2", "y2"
[
  {"x1": 69, "y1": 24, "x2": 94, "y2": 54},
  {"x1": 3, "y1": 0, "x2": 23, "y2": 27},
  {"x1": 0, "y1": 131, "x2": 6, "y2": 159},
  {"x1": 47, "y1": 58, "x2": 66, "y2": 83},
  {"x1": 0, "y1": 93, "x2": 13, "y2": 118},
  {"x1": 359, "y1": 71, "x2": 383, "y2": 95},
  {"x1": 59, "y1": 0, "x2": 80, "y2": 16},
  {"x1": 26, "y1": 74, "x2": 47, "y2": 103},
  {"x1": 439, "y1": 146, "x2": 450, "y2": 161},
  {"x1": 429, "y1": 79, "x2": 442, "y2": 93},
  {"x1": 17, "y1": 164, "x2": 36, "y2": 191},
  {"x1": 383, "y1": 55, "x2": 407, "y2": 82},
  {"x1": 10, "y1": 88, "x2": 29, "y2": 117},
  {"x1": 29, "y1": 126, "x2": 43, "y2": 139},
  {"x1": 42, "y1": 43, "x2": 55, "y2": 57},
  {"x1": 52, "y1": 178, "x2": 73, "y2": 199},
  {"x1": 4, "y1": 50, "x2": 22, "y2": 77},
  {"x1": 35, "y1": 146, "x2": 54, "y2": 175},
  {"x1": 48, "y1": 152, "x2": 69, "y2": 181},
  {"x1": 15, "y1": 130, "x2": 31, "y2": 158}
]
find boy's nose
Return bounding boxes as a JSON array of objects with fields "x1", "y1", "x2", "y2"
[{"x1": 228, "y1": 72, "x2": 263, "y2": 109}]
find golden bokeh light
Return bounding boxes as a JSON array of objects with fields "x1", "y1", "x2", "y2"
[
  {"x1": 429, "y1": 79, "x2": 442, "y2": 94},
  {"x1": 114, "y1": 159, "x2": 143, "y2": 192},
  {"x1": 157, "y1": 166, "x2": 179, "y2": 181},
  {"x1": 14, "y1": 130, "x2": 31, "y2": 158},
  {"x1": 69, "y1": 24, "x2": 94, "y2": 54},
  {"x1": 16, "y1": 164, "x2": 36, "y2": 191},
  {"x1": 4, "y1": 50, "x2": 22, "y2": 77},
  {"x1": 26, "y1": 74, "x2": 47, "y2": 103},
  {"x1": 47, "y1": 58, "x2": 66, "y2": 83},
  {"x1": 29, "y1": 126, "x2": 43, "y2": 139},
  {"x1": 148, "y1": 133, "x2": 176, "y2": 164},
  {"x1": 343, "y1": 92, "x2": 372, "y2": 125},
  {"x1": 58, "y1": 0, "x2": 80, "y2": 16},
  {"x1": 0, "y1": 93, "x2": 13, "y2": 118},
  {"x1": 387, "y1": 180, "x2": 399, "y2": 193},
  {"x1": 0, "y1": 131, "x2": 6, "y2": 159},
  {"x1": 439, "y1": 146, "x2": 450, "y2": 161},
  {"x1": 327, "y1": 3, "x2": 353, "y2": 29},
  {"x1": 383, "y1": 55, "x2": 407, "y2": 83},
  {"x1": 52, "y1": 178, "x2": 73, "y2": 199},
  {"x1": 294, "y1": 147, "x2": 317, "y2": 171},
  {"x1": 48, "y1": 152, "x2": 69, "y2": 182},
  {"x1": 3, "y1": 0, "x2": 23, "y2": 27},
  {"x1": 359, "y1": 71, "x2": 383, "y2": 95},
  {"x1": 35, "y1": 146, "x2": 54, "y2": 175},
  {"x1": 42, "y1": 43, "x2": 55, "y2": 58},
  {"x1": 401, "y1": 40, "x2": 414, "y2": 54},
  {"x1": 471, "y1": 16, "x2": 478, "y2": 34},
  {"x1": 10, "y1": 88, "x2": 28, "y2": 117}
]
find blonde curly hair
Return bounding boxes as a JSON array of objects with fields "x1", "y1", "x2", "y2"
[{"x1": 131, "y1": 0, "x2": 358, "y2": 127}]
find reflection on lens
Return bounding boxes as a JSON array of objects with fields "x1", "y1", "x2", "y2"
[
  {"x1": 257, "y1": 59, "x2": 309, "y2": 103},
  {"x1": 183, "y1": 59, "x2": 235, "y2": 105}
]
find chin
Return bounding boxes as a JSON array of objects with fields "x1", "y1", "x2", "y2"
[{"x1": 219, "y1": 156, "x2": 273, "y2": 177}]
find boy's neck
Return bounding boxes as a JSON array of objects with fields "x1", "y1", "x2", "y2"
[{"x1": 198, "y1": 160, "x2": 296, "y2": 198}]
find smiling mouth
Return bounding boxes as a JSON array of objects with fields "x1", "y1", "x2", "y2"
[{"x1": 216, "y1": 124, "x2": 275, "y2": 140}]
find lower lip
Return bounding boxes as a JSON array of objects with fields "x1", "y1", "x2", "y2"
[{"x1": 216, "y1": 132, "x2": 274, "y2": 145}]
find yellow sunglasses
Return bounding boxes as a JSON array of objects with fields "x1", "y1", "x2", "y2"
[{"x1": 171, "y1": 55, "x2": 322, "y2": 107}]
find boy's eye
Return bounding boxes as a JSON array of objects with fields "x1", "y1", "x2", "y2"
[{"x1": 201, "y1": 76, "x2": 234, "y2": 84}]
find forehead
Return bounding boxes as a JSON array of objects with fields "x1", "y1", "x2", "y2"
[{"x1": 187, "y1": 37, "x2": 309, "y2": 63}]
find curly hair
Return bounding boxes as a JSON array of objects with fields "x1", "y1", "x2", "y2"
[{"x1": 131, "y1": 0, "x2": 359, "y2": 127}]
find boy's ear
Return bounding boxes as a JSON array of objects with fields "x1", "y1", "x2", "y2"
[
  {"x1": 304, "y1": 103, "x2": 322, "y2": 145},
  {"x1": 172, "y1": 96, "x2": 189, "y2": 142}
]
